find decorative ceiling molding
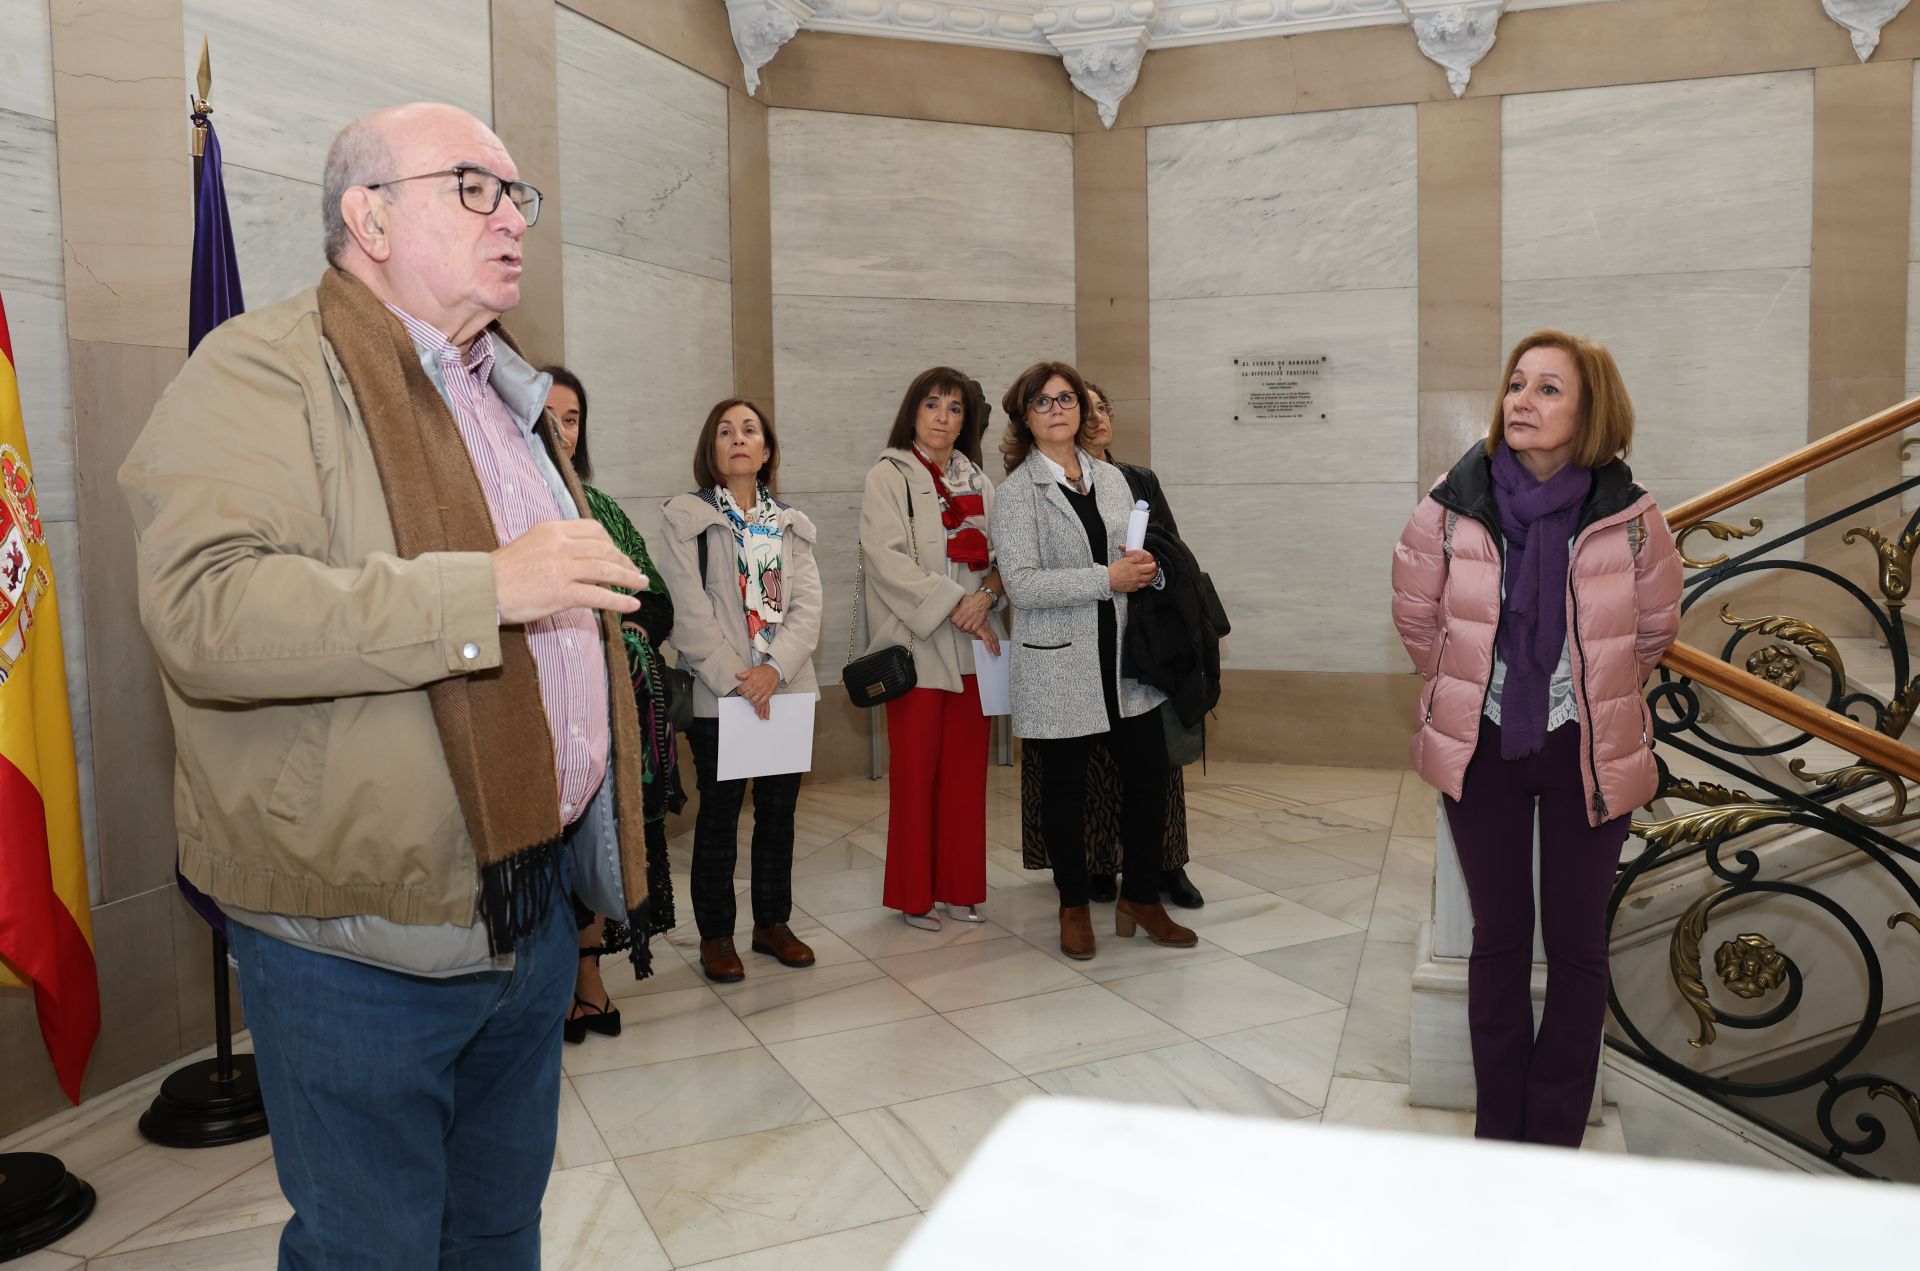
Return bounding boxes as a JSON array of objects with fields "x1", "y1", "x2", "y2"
[
  {"x1": 725, "y1": 0, "x2": 817, "y2": 96},
  {"x1": 1401, "y1": 1, "x2": 1504, "y2": 98},
  {"x1": 728, "y1": 0, "x2": 1618, "y2": 119},
  {"x1": 1820, "y1": 0, "x2": 1912, "y2": 61}
]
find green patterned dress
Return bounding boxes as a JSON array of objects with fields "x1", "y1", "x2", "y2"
[{"x1": 576, "y1": 485, "x2": 684, "y2": 957}]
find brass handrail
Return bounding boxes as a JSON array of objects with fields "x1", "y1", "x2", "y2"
[
  {"x1": 1664, "y1": 394, "x2": 1920, "y2": 531},
  {"x1": 1658, "y1": 643, "x2": 1920, "y2": 783}
]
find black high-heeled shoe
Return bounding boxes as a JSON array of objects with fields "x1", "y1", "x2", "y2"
[
  {"x1": 564, "y1": 949, "x2": 622, "y2": 1044},
  {"x1": 564, "y1": 994, "x2": 621, "y2": 1045},
  {"x1": 1161, "y1": 867, "x2": 1205, "y2": 910},
  {"x1": 1088, "y1": 873, "x2": 1118, "y2": 904}
]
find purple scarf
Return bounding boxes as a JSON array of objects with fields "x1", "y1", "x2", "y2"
[{"x1": 1490, "y1": 443, "x2": 1591, "y2": 759}]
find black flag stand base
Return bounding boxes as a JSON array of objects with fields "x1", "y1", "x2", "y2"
[
  {"x1": 138, "y1": 931, "x2": 268, "y2": 1149},
  {"x1": 0, "y1": 1152, "x2": 95, "y2": 1261}
]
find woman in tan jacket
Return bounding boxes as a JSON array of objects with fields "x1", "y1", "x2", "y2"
[{"x1": 857, "y1": 367, "x2": 1005, "y2": 931}]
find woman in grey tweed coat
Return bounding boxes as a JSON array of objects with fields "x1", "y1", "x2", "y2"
[{"x1": 987, "y1": 359, "x2": 1198, "y2": 963}]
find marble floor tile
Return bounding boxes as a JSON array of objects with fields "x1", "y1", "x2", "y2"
[
  {"x1": 978, "y1": 880, "x2": 1073, "y2": 936},
  {"x1": 1583, "y1": 1107, "x2": 1630, "y2": 1154},
  {"x1": 104, "y1": 1159, "x2": 289, "y2": 1255},
  {"x1": 1184, "y1": 893, "x2": 1364, "y2": 956},
  {"x1": 1333, "y1": 941, "x2": 1416, "y2": 1084},
  {"x1": 815, "y1": 906, "x2": 1008, "y2": 960},
  {"x1": 1250, "y1": 763, "x2": 1408, "y2": 803},
  {"x1": 766, "y1": 1016, "x2": 1020, "y2": 1115},
  {"x1": 877, "y1": 935, "x2": 1090, "y2": 1012},
  {"x1": 596, "y1": 945, "x2": 712, "y2": 999},
  {"x1": 1206, "y1": 840, "x2": 1381, "y2": 892},
  {"x1": 1205, "y1": 1009, "x2": 1349, "y2": 1109},
  {"x1": 790, "y1": 865, "x2": 888, "y2": 915},
  {"x1": 722, "y1": 962, "x2": 933, "y2": 1045},
  {"x1": 1322, "y1": 1077, "x2": 1476, "y2": 1137},
  {"x1": 615, "y1": 1119, "x2": 915, "y2": 1266},
  {"x1": 1170, "y1": 861, "x2": 1270, "y2": 903},
  {"x1": 835, "y1": 1079, "x2": 1043, "y2": 1208},
  {"x1": 44, "y1": 1136, "x2": 274, "y2": 1259},
  {"x1": 1014, "y1": 921, "x2": 1240, "y2": 983},
  {"x1": 1314, "y1": 792, "x2": 1400, "y2": 828},
  {"x1": 683, "y1": 1216, "x2": 924, "y2": 1270},
  {"x1": 1368, "y1": 835, "x2": 1436, "y2": 944},
  {"x1": 1304, "y1": 828, "x2": 1395, "y2": 870},
  {"x1": 1394, "y1": 772, "x2": 1440, "y2": 836},
  {"x1": 554, "y1": 1077, "x2": 613, "y2": 1170},
  {"x1": 1247, "y1": 932, "x2": 1368, "y2": 1004},
  {"x1": 86, "y1": 1222, "x2": 284, "y2": 1270},
  {"x1": 562, "y1": 985, "x2": 758, "y2": 1077},
  {"x1": 7, "y1": 1251, "x2": 81, "y2": 1271},
  {"x1": 1279, "y1": 873, "x2": 1380, "y2": 928},
  {"x1": 943, "y1": 984, "x2": 1188, "y2": 1075},
  {"x1": 1031, "y1": 1041, "x2": 1317, "y2": 1121},
  {"x1": 1105, "y1": 957, "x2": 1345, "y2": 1039},
  {"x1": 1182, "y1": 785, "x2": 1308, "y2": 822},
  {"x1": 573, "y1": 1047, "x2": 827, "y2": 1157},
  {"x1": 789, "y1": 839, "x2": 889, "y2": 877},
  {"x1": 540, "y1": 1162, "x2": 670, "y2": 1271}
]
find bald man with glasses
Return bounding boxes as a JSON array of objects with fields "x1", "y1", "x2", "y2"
[{"x1": 121, "y1": 103, "x2": 651, "y2": 1269}]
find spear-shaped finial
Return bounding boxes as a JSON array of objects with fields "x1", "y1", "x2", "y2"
[{"x1": 190, "y1": 35, "x2": 211, "y2": 158}]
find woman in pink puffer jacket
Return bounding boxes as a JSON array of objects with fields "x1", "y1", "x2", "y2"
[{"x1": 1391, "y1": 329, "x2": 1682, "y2": 1149}]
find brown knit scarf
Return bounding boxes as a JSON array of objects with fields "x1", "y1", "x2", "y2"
[{"x1": 316, "y1": 269, "x2": 649, "y2": 961}]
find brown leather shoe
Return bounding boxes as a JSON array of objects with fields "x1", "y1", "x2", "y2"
[
  {"x1": 1058, "y1": 905, "x2": 1096, "y2": 961},
  {"x1": 750, "y1": 923, "x2": 815, "y2": 967},
  {"x1": 1114, "y1": 898, "x2": 1198, "y2": 948},
  {"x1": 699, "y1": 937, "x2": 746, "y2": 983}
]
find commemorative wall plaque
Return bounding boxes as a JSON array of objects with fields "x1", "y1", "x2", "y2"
[{"x1": 1234, "y1": 355, "x2": 1328, "y2": 424}]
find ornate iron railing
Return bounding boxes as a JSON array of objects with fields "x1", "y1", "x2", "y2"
[{"x1": 1604, "y1": 431, "x2": 1920, "y2": 1180}]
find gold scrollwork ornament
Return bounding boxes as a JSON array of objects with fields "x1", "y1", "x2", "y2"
[
  {"x1": 1719, "y1": 608, "x2": 1847, "y2": 693},
  {"x1": 1676, "y1": 517, "x2": 1764, "y2": 569},
  {"x1": 1842, "y1": 523, "x2": 1917, "y2": 611},
  {"x1": 1632, "y1": 802, "x2": 1796, "y2": 852},
  {"x1": 1868, "y1": 1084, "x2": 1920, "y2": 1144}
]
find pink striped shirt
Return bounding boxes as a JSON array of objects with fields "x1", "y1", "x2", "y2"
[{"x1": 389, "y1": 306, "x2": 609, "y2": 824}]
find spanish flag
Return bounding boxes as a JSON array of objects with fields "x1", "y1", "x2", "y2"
[{"x1": 0, "y1": 288, "x2": 98, "y2": 1103}]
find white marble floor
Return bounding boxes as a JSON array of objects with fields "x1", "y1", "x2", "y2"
[{"x1": 0, "y1": 760, "x2": 1772, "y2": 1269}]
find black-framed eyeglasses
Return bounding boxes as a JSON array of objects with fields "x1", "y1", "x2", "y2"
[
  {"x1": 1029, "y1": 390, "x2": 1079, "y2": 414},
  {"x1": 364, "y1": 166, "x2": 542, "y2": 226}
]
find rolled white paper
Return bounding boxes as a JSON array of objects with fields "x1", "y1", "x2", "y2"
[{"x1": 1124, "y1": 499, "x2": 1150, "y2": 552}]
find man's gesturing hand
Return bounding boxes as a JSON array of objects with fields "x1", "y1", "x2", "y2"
[{"x1": 492, "y1": 520, "x2": 646, "y2": 624}]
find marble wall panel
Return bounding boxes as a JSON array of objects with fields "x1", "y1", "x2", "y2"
[
  {"x1": 44, "y1": 520, "x2": 99, "y2": 903},
  {"x1": 181, "y1": 0, "x2": 492, "y2": 186},
  {"x1": 1147, "y1": 287, "x2": 1419, "y2": 490},
  {"x1": 1164, "y1": 481, "x2": 1417, "y2": 675},
  {"x1": 1, "y1": 108, "x2": 75, "y2": 522},
  {"x1": 1503, "y1": 72, "x2": 1813, "y2": 282},
  {"x1": 1147, "y1": 107, "x2": 1417, "y2": 302},
  {"x1": 556, "y1": 6, "x2": 729, "y2": 284},
  {"x1": 769, "y1": 294, "x2": 1076, "y2": 492},
  {"x1": 223, "y1": 164, "x2": 328, "y2": 311},
  {"x1": 772, "y1": 489, "x2": 861, "y2": 687},
  {"x1": 0, "y1": 0, "x2": 55, "y2": 119},
  {"x1": 561, "y1": 244, "x2": 734, "y2": 503},
  {"x1": 769, "y1": 111, "x2": 1075, "y2": 305},
  {"x1": 1503, "y1": 269, "x2": 1812, "y2": 523}
]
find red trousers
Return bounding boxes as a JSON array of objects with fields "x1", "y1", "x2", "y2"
[{"x1": 882, "y1": 677, "x2": 989, "y2": 914}]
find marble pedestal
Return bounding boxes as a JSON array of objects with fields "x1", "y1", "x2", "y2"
[{"x1": 1408, "y1": 795, "x2": 1603, "y2": 1124}]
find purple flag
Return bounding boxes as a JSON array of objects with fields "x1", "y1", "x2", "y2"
[{"x1": 178, "y1": 109, "x2": 245, "y2": 933}]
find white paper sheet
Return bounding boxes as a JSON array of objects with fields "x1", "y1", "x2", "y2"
[
  {"x1": 716, "y1": 693, "x2": 817, "y2": 780},
  {"x1": 972, "y1": 640, "x2": 1011, "y2": 717}
]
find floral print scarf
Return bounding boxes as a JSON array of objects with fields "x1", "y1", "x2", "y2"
[{"x1": 715, "y1": 483, "x2": 785, "y2": 661}]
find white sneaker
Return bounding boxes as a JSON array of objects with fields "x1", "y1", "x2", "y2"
[
  {"x1": 903, "y1": 911, "x2": 942, "y2": 931},
  {"x1": 943, "y1": 903, "x2": 986, "y2": 923}
]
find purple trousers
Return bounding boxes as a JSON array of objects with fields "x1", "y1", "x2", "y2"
[{"x1": 1443, "y1": 717, "x2": 1629, "y2": 1147}]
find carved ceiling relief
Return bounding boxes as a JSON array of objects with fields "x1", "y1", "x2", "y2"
[{"x1": 722, "y1": 1, "x2": 1915, "y2": 121}]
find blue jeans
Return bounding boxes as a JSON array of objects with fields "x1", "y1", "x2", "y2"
[{"x1": 229, "y1": 883, "x2": 575, "y2": 1270}]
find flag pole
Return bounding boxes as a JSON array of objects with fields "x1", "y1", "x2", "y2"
[{"x1": 138, "y1": 34, "x2": 266, "y2": 1150}]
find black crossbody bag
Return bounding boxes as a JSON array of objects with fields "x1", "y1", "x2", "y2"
[{"x1": 844, "y1": 480, "x2": 918, "y2": 708}]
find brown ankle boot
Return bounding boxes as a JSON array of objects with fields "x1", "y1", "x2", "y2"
[
  {"x1": 1058, "y1": 905, "x2": 1096, "y2": 960},
  {"x1": 699, "y1": 937, "x2": 745, "y2": 982},
  {"x1": 1114, "y1": 898, "x2": 1198, "y2": 948},
  {"x1": 751, "y1": 923, "x2": 816, "y2": 967}
]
